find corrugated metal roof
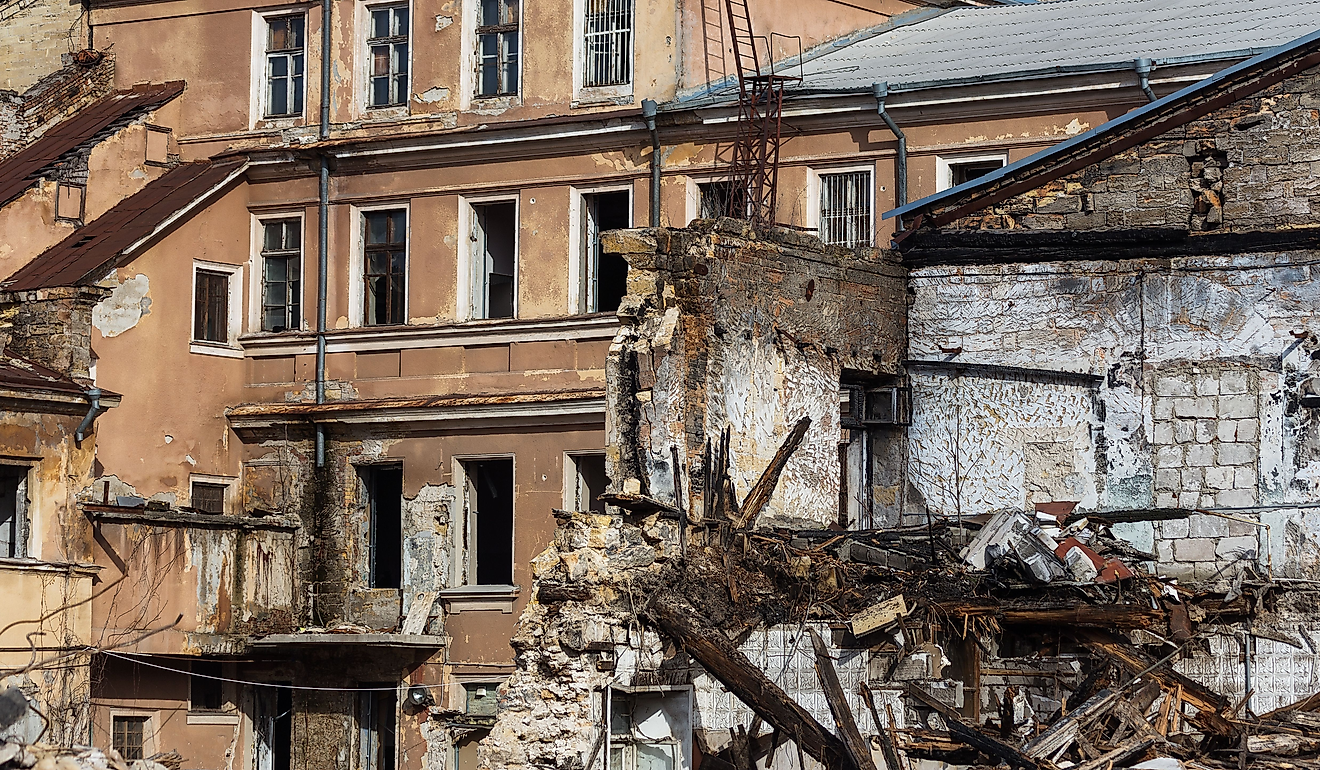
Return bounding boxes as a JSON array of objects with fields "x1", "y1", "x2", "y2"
[
  {"x1": 0, "y1": 81, "x2": 184, "y2": 208},
  {"x1": 4, "y1": 157, "x2": 246, "y2": 291},
  {"x1": 794, "y1": 0, "x2": 1320, "y2": 93}
]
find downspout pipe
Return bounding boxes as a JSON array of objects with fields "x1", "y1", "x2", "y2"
[
  {"x1": 1135, "y1": 57, "x2": 1157, "y2": 102},
  {"x1": 315, "y1": 0, "x2": 332, "y2": 468},
  {"x1": 873, "y1": 82, "x2": 907, "y2": 231},
  {"x1": 642, "y1": 99, "x2": 660, "y2": 227},
  {"x1": 75, "y1": 388, "x2": 106, "y2": 444}
]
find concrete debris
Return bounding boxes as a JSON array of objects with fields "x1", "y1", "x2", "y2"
[{"x1": 0, "y1": 741, "x2": 171, "y2": 770}]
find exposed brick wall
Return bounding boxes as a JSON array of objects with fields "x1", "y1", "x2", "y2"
[
  {"x1": 0, "y1": 286, "x2": 109, "y2": 381},
  {"x1": 0, "y1": 53, "x2": 113, "y2": 158},
  {"x1": 0, "y1": 0, "x2": 87, "y2": 94}
]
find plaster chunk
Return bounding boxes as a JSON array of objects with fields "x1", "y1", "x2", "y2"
[{"x1": 91, "y1": 273, "x2": 151, "y2": 337}]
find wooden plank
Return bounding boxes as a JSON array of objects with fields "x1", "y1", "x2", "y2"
[
  {"x1": 1021, "y1": 689, "x2": 1116, "y2": 760},
  {"x1": 808, "y1": 628, "x2": 879, "y2": 770},
  {"x1": 903, "y1": 684, "x2": 1038, "y2": 770},
  {"x1": 401, "y1": 590, "x2": 438, "y2": 635},
  {"x1": 1073, "y1": 738, "x2": 1155, "y2": 770},
  {"x1": 733, "y1": 417, "x2": 810, "y2": 529},
  {"x1": 851, "y1": 595, "x2": 911, "y2": 638},
  {"x1": 860, "y1": 682, "x2": 901, "y2": 770}
]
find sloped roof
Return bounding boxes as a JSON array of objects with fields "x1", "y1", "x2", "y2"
[
  {"x1": 4, "y1": 157, "x2": 247, "y2": 291},
  {"x1": 0, "y1": 81, "x2": 185, "y2": 208},
  {"x1": 0, "y1": 352, "x2": 87, "y2": 396},
  {"x1": 777, "y1": 0, "x2": 1320, "y2": 96},
  {"x1": 886, "y1": 27, "x2": 1320, "y2": 232}
]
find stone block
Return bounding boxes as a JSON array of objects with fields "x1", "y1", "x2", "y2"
[
  {"x1": 1155, "y1": 376, "x2": 1193, "y2": 397},
  {"x1": 1174, "y1": 420, "x2": 1195, "y2": 444},
  {"x1": 1195, "y1": 376, "x2": 1219, "y2": 396},
  {"x1": 1220, "y1": 371, "x2": 1250, "y2": 395},
  {"x1": 1186, "y1": 445, "x2": 1215, "y2": 466},
  {"x1": 1153, "y1": 421, "x2": 1174, "y2": 445},
  {"x1": 1156, "y1": 540, "x2": 1176, "y2": 562},
  {"x1": 1180, "y1": 467, "x2": 1203, "y2": 490},
  {"x1": 1156, "y1": 491, "x2": 1178, "y2": 508},
  {"x1": 1155, "y1": 468, "x2": 1180, "y2": 491},
  {"x1": 1195, "y1": 420, "x2": 1216, "y2": 443},
  {"x1": 1156, "y1": 445, "x2": 1184, "y2": 468},
  {"x1": 1218, "y1": 443, "x2": 1255, "y2": 466},
  {"x1": 1226, "y1": 517, "x2": 1257, "y2": 537},
  {"x1": 1204, "y1": 467, "x2": 1234, "y2": 490},
  {"x1": 1216, "y1": 535, "x2": 1258, "y2": 559},
  {"x1": 1174, "y1": 397, "x2": 1216, "y2": 419},
  {"x1": 1178, "y1": 491, "x2": 1200, "y2": 508},
  {"x1": 1160, "y1": 518, "x2": 1190, "y2": 538},
  {"x1": 1200, "y1": 494, "x2": 1216, "y2": 508},
  {"x1": 1174, "y1": 538, "x2": 1216, "y2": 562},
  {"x1": 1233, "y1": 467, "x2": 1256, "y2": 489},
  {"x1": 1219, "y1": 395, "x2": 1257, "y2": 419},
  {"x1": 1236, "y1": 419, "x2": 1259, "y2": 442},
  {"x1": 1155, "y1": 399, "x2": 1175, "y2": 420},
  {"x1": 1189, "y1": 514, "x2": 1228, "y2": 538},
  {"x1": 1218, "y1": 488, "x2": 1255, "y2": 507},
  {"x1": 1217, "y1": 420, "x2": 1238, "y2": 443}
]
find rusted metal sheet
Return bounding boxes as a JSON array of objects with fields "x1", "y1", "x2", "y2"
[{"x1": 225, "y1": 388, "x2": 607, "y2": 418}]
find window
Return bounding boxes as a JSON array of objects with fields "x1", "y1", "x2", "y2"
[
  {"x1": 363, "y1": 209, "x2": 407, "y2": 326},
  {"x1": 358, "y1": 686, "x2": 397, "y2": 770},
  {"x1": 697, "y1": 180, "x2": 746, "y2": 220},
  {"x1": 368, "y1": 5, "x2": 409, "y2": 108},
  {"x1": 265, "y1": 16, "x2": 305, "y2": 117},
  {"x1": 261, "y1": 219, "x2": 302, "y2": 332},
  {"x1": 470, "y1": 201, "x2": 517, "y2": 319},
  {"x1": 583, "y1": 0, "x2": 631, "y2": 88},
  {"x1": 568, "y1": 454, "x2": 607, "y2": 514},
  {"x1": 56, "y1": 183, "x2": 85, "y2": 224},
  {"x1": 194, "y1": 269, "x2": 231, "y2": 343},
  {"x1": 0, "y1": 467, "x2": 26, "y2": 559},
  {"x1": 190, "y1": 661, "x2": 225, "y2": 711},
  {"x1": 476, "y1": 0, "x2": 519, "y2": 97},
  {"x1": 462, "y1": 459, "x2": 513, "y2": 585},
  {"x1": 839, "y1": 380, "x2": 910, "y2": 530},
  {"x1": 608, "y1": 689, "x2": 692, "y2": 770},
  {"x1": 145, "y1": 125, "x2": 171, "y2": 165},
  {"x1": 937, "y1": 153, "x2": 1007, "y2": 192},
  {"x1": 818, "y1": 170, "x2": 873, "y2": 249},
  {"x1": 364, "y1": 466, "x2": 403, "y2": 589},
  {"x1": 580, "y1": 191, "x2": 630, "y2": 314},
  {"x1": 189, "y1": 481, "x2": 226, "y2": 515},
  {"x1": 111, "y1": 716, "x2": 149, "y2": 761},
  {"x1": 254, "y1": 685, "x2": 292, "y2": 770}
]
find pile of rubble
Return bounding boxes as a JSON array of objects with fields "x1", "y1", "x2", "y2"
[{"x1": 0, "y1": 742, "x2": 177, "y2": 770}]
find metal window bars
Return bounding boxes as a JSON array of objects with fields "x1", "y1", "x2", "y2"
[
  {"x1": 583, "y1": 0, "x2": 632, "y2": 88},
  {"x1": 819, "y1": 170, "x2": 873, "y2": 248}
]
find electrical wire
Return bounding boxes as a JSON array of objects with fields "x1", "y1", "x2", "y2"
[{"x1": 99, "y1": 651, "x2": 447, "y2": 692}]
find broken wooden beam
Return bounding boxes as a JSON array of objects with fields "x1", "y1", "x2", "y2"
[
  {"x1": 938, "y1": 601, "x2": 1162, "y2": 629},
  {"x1": 904, "y1": 684, "x2": 1038, "y2": 770},
  {"x1": 1021, "y1": 689, "x2": 1117, "y2": 760},
  {"x1": 809, "y1": 628, "x2": 879, "y2": 770},
  {"x1": 733, "y1": 416, "x2": 810, "y2": 529}
]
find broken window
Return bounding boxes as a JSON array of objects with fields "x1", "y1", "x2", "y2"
[
  {"x1": 368, "y1": 5, "x2": 409, "y2": 107},
  {"x1": 476, "y1": 0, "x2": 519, "y2": 97},
  {"x1": 470, "y1": 202, "x2": 517, "y2": 319},
  {"x1": 111, "y1": 715, "x2": 149, "y2": 761},
  {"x1": 818, "y1": 169, "x2": 873, "y2": 248},
  {"x1": 580, "y1": 191, "x2": 630, "y2": 314},
  {"x1": 190, "y1": 661, "x2": 224, "y2": 711},
  {"x1": 358, "y1": 686, "x2": 397, "y2": 770},
  {"x1": 265, "y1": 15, "x2": 305, "y2": 117},
  {"x1": 0, "y1": 466, "x2": 27, "y2": 559},
  {"x1": 607, "y1": 689, "x2": 692, "y2": 770},
  {"x1": 194, "y1": 269, "x2": 231, "y2": 343},
  {"x1": 462, "y1": 459, "x2": 514, "y2": 585},
  {"x1": 697, "y1": 180, "x2": 746, "y2": 220},
  {"x1": 261, "y1": 219, "x2": 302, "y2": 332},
  {"x1": 840, "y1": 381, "x2": 910, "y2": 529},
  {"x1": 365, "y1": 465, "x2": 403, "y2": 590},
  {"x1": 569, "y1": 453, "x2": 607, "y2": 514},
  {"x1": 583, "y1": 0, "x2": 631, "y2": 88},
  {"x1": 363, "y1": 209, "x2": 407, "y2": 326},
  {"x1": 253, "y1": 685, "x2": 292, "y2": 770},
  {"x1": 949, "y1": 157, "x2": 1004, "y2": 187},
  {"x1": 191, "y1": 481, "x2": 227, "y2": 515}
]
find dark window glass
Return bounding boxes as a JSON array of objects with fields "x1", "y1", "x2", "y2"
[
  {"x1": 950, "y1": 158, "x2": 1005, "y2": 187},
  {"x1": 191, "y1": 482, "x2": 226, "y2": 515},
  {"x1": 112, "y1": 716, "x2": 148, "y2": 761},
  {"x1": 261, "y1": 220, "x2": 302, "y2": 332},
  {"x1": 194, "y1": 270, "x2": 230, "y2": 343},
  {"x1": 582, "y1": 192, "x2": 629, "y2": 313},
  {"x1": 0, "y1": 467, "x2": 23, "y2": 559},
  {"x1": 365, "y1": 466, "x2": 402, "y2": 589},
  {"x1": 465, "y1": 458, "x2": 513, "y2": 585},
  {"x1": 476, "y1": 0, "x2": 519, "y2": 96},
  {"x1": 363, "y1": 210, "x2": 407, "y2": 325},
  {"x1": 266, "y1": 16, "x2": 305, "y2": 117},
  {"x1": 368, "y1": 6, "x2": 409, "y2": 107}
]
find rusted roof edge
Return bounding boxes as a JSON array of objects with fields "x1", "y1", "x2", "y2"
[{"x1": 226, "y1": 389, "x2": 608, "y2": 419}]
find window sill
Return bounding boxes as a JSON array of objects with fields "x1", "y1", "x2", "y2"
[
  {"x1": 186, "y1": 712, "x2": 240, "y2": 725},
  {"x1": 572, "y1": 89, "x2": 633, "y2": 108},
  {"x1": 190, "y1": 341, "x2": 244, "y2": 359},
  {"x1": 362, "y1": 105, "x2": 410, "y2": 120},
  {"x1": 439, "y1": 585, "x2": 519, "y2": 613}
]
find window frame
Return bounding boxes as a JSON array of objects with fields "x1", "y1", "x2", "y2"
[
  {"x1": 363, "y1": 1, "x2": 412, "y2": 111},
  {"x1": 811, "y1": 165, "x2": 875, "y2": 250},
  {"x1": 264, "y1": 14, "x2": 307, "y2": 118},
  {"x1": 935, "y1": 152, "x2": 1008, "y2": 192},
  {"x1": 109, "y1": 712, "x2": 156, "y2": 761},
  {"x1": 191, "y1": 260, "x2": 244, "y2": 356},
  {"x1": 348, "y1": 202, "x2": 410, "y2": 328},
  {"x1": 604, "y1": 686, "x2": 694, "y2": 770},
  {"x1": 473, "y1": 0, "x2": 521, "y2": 98},
  {"x1": 251, "y1": 213, "x2": 305, "y2": 334},
  {"x1": 458, "y1": 195, "x2": 519, "y2": 322},
  {"x1": 0, "y1": 465, "x2": 30, "y2": 560},
  {"x1": 573, "y1": 0, "x2": 633, "y2": 101},
  {"x1": 357, "y1": 685, "x2": 399, "y2": 770},
  {"x1": 568, "y1": 185, "x2": 632, "y2": 315},
  {"x1": 562, "y1": 452, "x2": 607, "y2": 514},
  {"x1": 250, "y1": 9, "x2": 311, "y2": 128},
  {"x1": 451, "y1": 454, "x2": 516, "y2": 588},
  {"x1": 189, "y1": 474, "x2": 237, "y2": 516}
]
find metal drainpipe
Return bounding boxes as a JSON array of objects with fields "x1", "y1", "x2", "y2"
[
  {"x1": 642, "y1": 99, "x2": 660, "y2": 227},
  {"x1": 315, "y1": 0, "x2": 333, "y2": 467},
  {"x1": 74, "y1": 388, "x2": 105, "y2": 444},
  {"x1": 1135, "y1": 58, "x2": 1157, "y2": 102},
  {"x1": 873, "y1": 82, "x2": 907, "y2": 232}
]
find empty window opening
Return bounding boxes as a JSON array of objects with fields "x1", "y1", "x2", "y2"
[
  {"x1": 583, "y1": 0, "x2": 632, "y2": 88},
  {"x1": 190, "y1": 661, "x2": 225, "y2": 711},
  {"x1": 463, "y1": 459, "x2": 513, "y2": 585},
  {"x1": 254, "y1": 685, "x2": 292, "y2": 770},
  {"x1": 581, "y1": 191, "x2": 630, "y2": 314},
  {"x1": 359, "y1": 686, "x2": 397, "y2": 770},
  {"x1": 191, "y1": 481, "x2": 227, "y2": 515},
  {"x1": 368, "y1": 5, "x2": 409, "y2": 107},
  {"x1": 607, "y1": 689, "x2": 692, "y2": 770},
  {"x1": 266, "y1": 15, "x2": 305, "y2": 116},
  {"x1": 697, "y1": 180, "x2": 746, "y2": 220},
  {"x1": 262, "y1": 220, "x2": 302, "y2": 332},
  {"x1": 0, "y1": 467, "x2": 27, "y2": 559},
  {"x1": 818, "y1": 170, "x2": 873, "y2": 249},
  {"x1": 471, "y1": 202, "x2": 517, "y2": 319},
  {"x1": 364, "y1": 209, "x2": 407, "y2": 326},
  {"x1": 839, "y1": 380, "x2": 910, "y2": 530},
  {"x1": 56, "y1": 183, "x2": 85, "y2": 224},
  {"x1": 111, "y1": 716, "x2": 149, "y2": 761},
  {"x1": 145, "y1": 126, "x2": 171, "y2": 165},
  {"x1": 570, "y1": 454, "x2": 607, "y2": 514},
  {"x1": 194, "y1": 269, "x2": 230, "y2": 343},
  {"x1": 365, "y1": 466, "x2": 403, "y2": 589},
  {"x1": 950, "y1": 158, "x2": 1004, "y2": 188},
  {"x1": 476, "y1": 0, "x2": 519, "y2": 97}
]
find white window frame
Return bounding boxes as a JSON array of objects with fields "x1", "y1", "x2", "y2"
[
  {"x1": 935, "y1": 152, "x2": 1008, "y2": 192},
  {"x1": 809, "y1": 164, "x2": 876, "y2": 248},
  {"x1": 189, "y1": 473, "x2": 239, "y2": 515},
  {"x1": 249, "y1": 8, "x2": 310, "y2": 129},
  {"x1": 357, "y1": 0, "x2": 414, "y2": 118},
  {"x1": 568, "y1": 184, "x2": 632, "y2": 315},
  {"x1": 685, "y1": 175, "x2": 746, "y2": 226},
  {"x1": 562, "y1": 451, "x2": 607, "y2": 512},
  {"x1": 348, "y1": 201, "x2": 411, "y2": 328},
  {"x1": 460, "y1": 0, "x2": 522, "y2": 108},
  {"x1": 450, "y1": 454, "x2": 516, "y2": 589},
  {"x1": 108, "y1": 710, "x2": 158, "y2": 761},
  {"x1": 249, "y1": 212, "x2": 306, "y2": 334},
  {"x1": 572, "y1": 0, "x2": 633, "y2": 104},
  {"x1": 190, "y1": 259, "x2": 244, "y2": 358},
  {"x1": 604, "y1": 686, "x2": 694, "y2": 770},
  {"x1": 458, "y1": 194, "x2": 519, "y2": 322}
]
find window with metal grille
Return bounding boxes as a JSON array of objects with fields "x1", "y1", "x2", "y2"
[
  {"x1": 368, "y1": 5, "x2": 409, "y2": 107},
  {"x1": 364, "y1": 210, "x2": 407, "y2": 325},
  {"x1": 192, "y1": 482, "x2": 227, "y2": 515},
  {"x1": 112, "y1": 716, "x2": 148, "y2": 760},
  {"x1": 193, "y1": 270, "x2": 230, "y2": 343},
  {"x1": 261, "y1": 220, "x2": 302, "y2": 332},
  {"x1": 582, "y1": 0, "x2": 631, "y2": 88},
  {"x1": 265, "y1": 15, "x2": 305, "y2": 117},
  {"x1": 476, "y1": 0, "x2": 519, "y2": 97},
  {"x1": 818, "y1": 170, "x2": 873, "y2": 249}
]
